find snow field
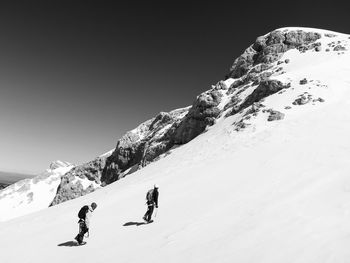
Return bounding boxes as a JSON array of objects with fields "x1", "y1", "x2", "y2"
[{"x1": 0, "y1": 28, "x2": 350, "y2": 262}]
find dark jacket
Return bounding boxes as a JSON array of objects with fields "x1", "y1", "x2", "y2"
[{"x1": 147, "y1": 189, "x2": 159, "y2": 206}]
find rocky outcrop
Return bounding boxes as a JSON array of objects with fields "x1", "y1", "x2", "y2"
[
  {"x1": 334, "y1": 45, "x2": 346, "y2": 51},
  {"x1": 172, "y1": 90, "x2": 222, "y2": 144},
  {"x1": 52, "y1": 107, "x2": 191, "y2": 204},
  {"x1": 293, "y1": 93, "x2": 313, "y2": 105},
  {"x1": 227, "y1": 80, "x2": 290, "y2": 116},
  {"x1": 227, "y1": 29, "x2": 321, "y2": 79},
  {"x1": 267, "y1": 110, "x2": 285, "y2": 121},
  {"x1": 0, "y1": 183, "x2": 8, "y2": 190},
  {"x1": 49, "y1": 160, "x2": 72, "y2": 170},
  {"x1": 50, "y1": 156, "x2": 109, "y2": 205},
  {"x1": 101, "y1": 29, "x2": 321, "y2": 185},
  {"x1": 101, "y1": 109, "x2": 188, "y2": 185},
  {"x1": 52, "y1": 87, "x2": 227, "y2": 204},
  {"x1": 299, "y1": 78, "x2": 308, "y2": 85},
  {"x1": 50, "y1": 177, "x2": 95, "y2": 206},
  {"x1": 53, "y1": 95, "x2": 228, "y2": 204},
  {"x1": 50, "y1": 28, "x2": 325, "y2": 206}
]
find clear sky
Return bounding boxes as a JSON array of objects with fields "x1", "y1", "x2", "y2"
[{"x1": 0, "y1": 1, "x2": 349, "y2": 174}]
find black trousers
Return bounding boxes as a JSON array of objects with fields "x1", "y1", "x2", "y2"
[
  {"x1": 144, "y1": 205, "x2": 154, "y2": 222},
  {"x1": 75, "y1": 220, "x2": 88, "y2": 244}
]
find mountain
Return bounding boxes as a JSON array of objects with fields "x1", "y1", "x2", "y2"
[
  {"x1": 50, "y1": 27, "x2": 348, "y2": 207},
  {"x1": 50, "y1": 107, "x2": 190, "y2": 205},
  {"x1": 48, "y1": 160, "x2": 72, "y2": 170},
  {"x1": 0, "y1": 171, "x2": 35, "y2": 190},
  {"x1": 0, "y1": 27, "x2": 350, "y2": 262},
  {"x1": 0, "y1": 161, "x2": 74, "y2": 221}
]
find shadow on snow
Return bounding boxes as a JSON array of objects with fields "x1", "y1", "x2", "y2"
[
  {"x1": 123, "y1": 220, "x2": 153, "y2": 226},
  {"x1": 57, "y1": 241, "x2": 80, "y2": 247},
  {"x1": 123, "y1": 221, "x2": 147, "y2": 226}
]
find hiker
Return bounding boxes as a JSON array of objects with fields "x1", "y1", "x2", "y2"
[
  {"x1": 143, "y1": 184, "x2": 159, "y2": 222},
  {"x1": 75, "y1": 202, "x2": 97, "y2": 245}
]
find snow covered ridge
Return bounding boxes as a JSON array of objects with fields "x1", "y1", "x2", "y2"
[
  {"x1": 50, "y1": 155, "x2": 109, "y2": 206},
  {"x1": 0, "y1": 161, "x2": 74, "y2": 222},
  {"x1": 51, "y1": 107, "x2": 191, "y2": 205},
  {"x1": 51, "y1": 27, "x2": 350, "y2": 206},
  {"x1": 2, "y1": 27, "x2": 350, "y2": 262},
  {"x1": 49, "y1": 160, "x2": 73, "y2": 170}
]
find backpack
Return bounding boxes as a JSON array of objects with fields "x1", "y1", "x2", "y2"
[
  {"x1": 78, "y1": 205, "x2": 89, "y2": 219},
  {"x1": 146, "y1": 189, "x2": 154, "y2": 202}
]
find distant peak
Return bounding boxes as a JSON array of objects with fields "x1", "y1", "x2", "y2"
[
  {"x1": 49, "y1": 160, "x2": 72, "y2": 170},
  {"x1": 99, "y1": 149, "x2": 114, "y2": 158}
]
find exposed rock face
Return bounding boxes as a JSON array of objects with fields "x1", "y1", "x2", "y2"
[
  {"x1": 313, "y1": 97, "x2": 325, "y2": 103},
  {"x1": 54, "y1": 99, "x2": 227, "y2": 204},
  {"x1": 299, "y1": 78, "x2": 308, "y2": 85},
  {"x1": 173, "y1": 90, "x2": 222, "y2": 144},
  {"x1": 293, "y1": 93, "x2": 313, "y2": 105},
  {"x1": 101, "y1": 29, "x2": 320, "y2": 186},
  {"x1": 227, "y1": 30, "x2": 321, "y2": 79},
  {"x1": 325, "y1": 33, "x2": 337, "y2": 38},
  {"x1": 50, "y1": 156, "x2": 107, "y2": 206},
  {"x1": 267, "y1": 110, "x2": 285, "y2": 121},
  {"x1": 50, "y1": 176, "x2": 95, "y2": 206},
  {"x1": 0, "y1": 183, "x2": 9, "y2": 190},
  {"x1": 52, "y1": 87, "x2": 226, "y2": 204},
  {"x1": 52, "y1": 108, "x2": 189, "y2": 204},
  {"x1": 222, "y1": 30, "x2": 322, "y2": 120},
  {"x1": 334, "y1": 45, "x2": 346, "y2": 51},
  {"x1": 49, "y1": 160, "x2": 72, "y2": 170},
  {"x1": 101, "y1": 109, "x2": 188, "y2": 185},
  {"x1": 227, "y1": 80, "x2": 291, "y2": 116},
  {"x1": 51, "y1": 28, "x2": 325, "y2": 206}
]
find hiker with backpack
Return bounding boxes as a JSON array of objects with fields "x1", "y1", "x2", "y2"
[
  {"x1": 75, "y1": 202, "x2": 97, "y2": 245},
  {"x1": 143, "y1": 184, "x2": 159, "y2": 223}
]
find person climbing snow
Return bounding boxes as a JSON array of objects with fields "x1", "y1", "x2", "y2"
[
  {"x1": 74, "y1": 202, "x2": 97, "y2": 245},
  {"x1": 143, "y1": 184, "x2": 159, "y2": 223}
]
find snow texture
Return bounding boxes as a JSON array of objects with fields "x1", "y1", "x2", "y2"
[
  {"x1": 0, "y1": 27, "x2": 350, "y2": 263},
  {"x1": 0, "y1": 162, "x2": 73, "y2": 222}
]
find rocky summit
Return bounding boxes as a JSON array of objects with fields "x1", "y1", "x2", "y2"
[
  {"x1": 33, "y1": 27, "x2": 350, "y2": 207},
  {"x1": 0, "y1": 28, "x2": 340, "y2": 211},
  {"x1": 2, "y1": 25, "x2": 350, "y2": 263},
  {"x1": 227, "y1": 29, "x2": 321, "y2": 79}
]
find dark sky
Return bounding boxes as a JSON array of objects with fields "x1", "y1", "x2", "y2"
[{"x1": 0, "y1": 1, "x2": 349, "y2": 173}]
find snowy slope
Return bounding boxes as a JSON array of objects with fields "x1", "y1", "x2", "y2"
[
  {"x1": 1, "y1": 27, "x2": 350, "y2": 263},
  {"x1": 0, "y1": 161, "x2": 74, "y2": 222}
]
